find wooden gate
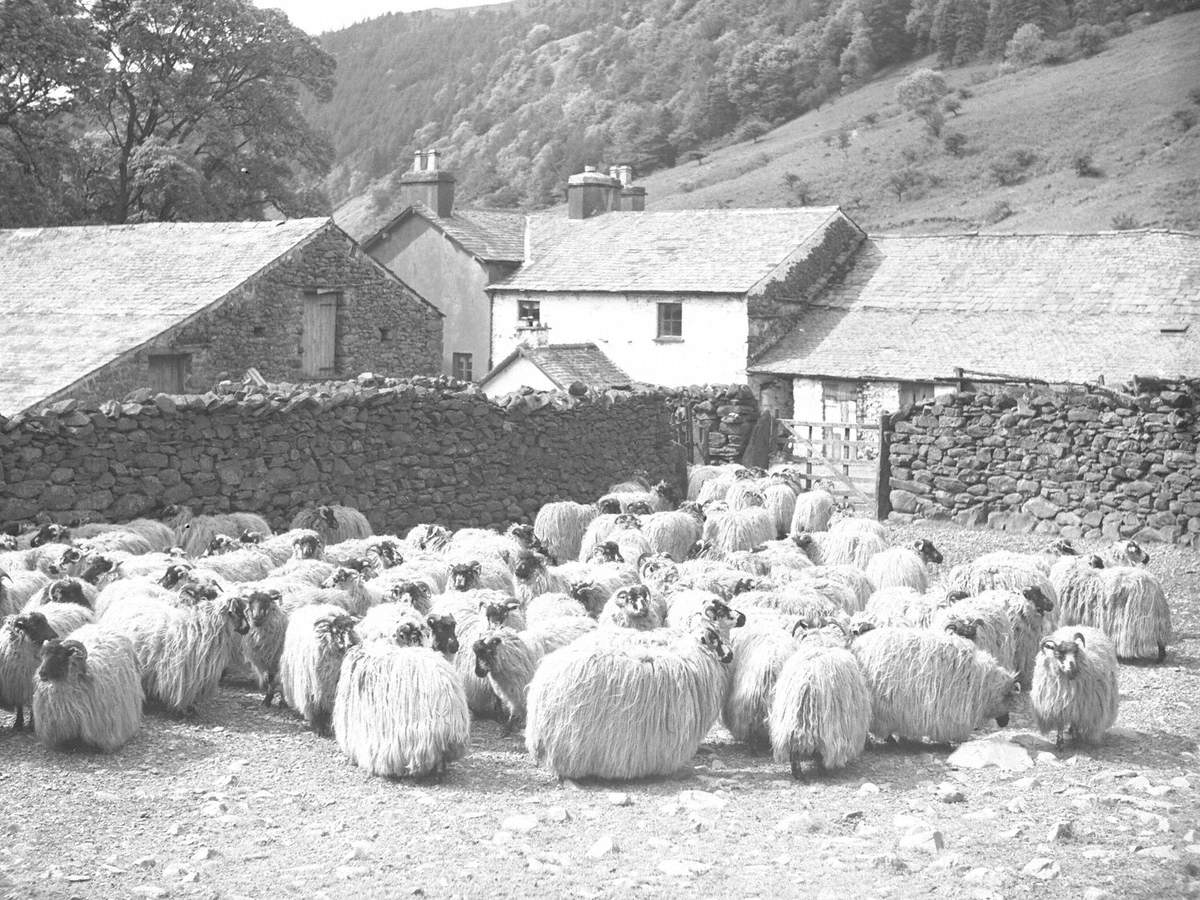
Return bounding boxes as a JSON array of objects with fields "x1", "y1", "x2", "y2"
[
  {"x1": 778, "y1": 417, "x2": 881, "y2": 514},
  {"x1": 302, "y1": 292, "x2": 338, "y2": 376},
  {"x1": 673, "y1": 404, "x2": 711, "y2": 464}
]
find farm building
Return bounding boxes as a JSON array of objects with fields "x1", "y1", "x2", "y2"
[
  {"x1": 749, "y1": 230, "x2": 1200, "y2": 425},
  {"x1": 478, "y1": 341, "x2": 633, "y2": 397},
  {"x1": 335, "y1": 150, "x2": 524, "y2": 382},
  {"x1": 0, "y1": 218, "x2": 442, "y2": 417}
]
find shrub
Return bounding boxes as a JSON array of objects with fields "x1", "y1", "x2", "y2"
[
  {"x1": 1071, "y1": 24, "x2": 1108, "y2": 57},
  {"x1": 736, "y1": 117, "x2": 771, "y2": 143},
  {"x1": 837, "y1": 127, "x2": 852, "y2": 151},
  {"x1": 679, "y1": 180, "x2": 696, "y2": 193},
  {"x1": 887, "y1": 166, "x2": 923, "y2": 201},
  {"x1": 985, "y1": 200, "x2": 1014, "y2": 224},
  {"x1": 943, "y1": 132, "x2": 968, "y2": 156},
  {"x1": 1110, "y1": 212, "x2": 1140, "y2": 230},
  {"x1": 958, "y1": 87, "x2": 974, "y2": 99},
  {"x1": 1039, "y1": 39, "x2": 1070, "y2": 65},
  {"x1": 919, "y1": 106, "x2": 945, "y2": 137},
  {"x1": 943, "y1": 96, "x2": 962, "y2": 116},
  {"x1": 860, "y1": 111, "x2": 880, "y2": 127},
  {"x1": 1072, "y1": 150, "x2": 1101, "y2": 177},
  {"x1": 901, "y1": 146, "x2": 922, "y2": 163},
  {"x1": 896, "y1": 69, "x2": 949, "y2": 113},
  {"x1": 990, "y1": 147, "x2": 1038, "y2": 185},
  {"x1": 782, "y1": 172, "x2": 815, "y2": 205},
  {"x1": 1006, "y1": 23, "x2": 1046, "y2": 68},
  {"x1": 1172, "y1": 108, "x2": 1197, "y2": 132}
]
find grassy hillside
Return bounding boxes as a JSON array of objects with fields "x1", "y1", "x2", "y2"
[{"x1": 633, "y1": 11, "x2": 1200, "y2": 233}]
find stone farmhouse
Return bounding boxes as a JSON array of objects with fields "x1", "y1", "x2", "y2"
[{"x1": 0, "y1": 218, "x2": 442, "y2": 416}]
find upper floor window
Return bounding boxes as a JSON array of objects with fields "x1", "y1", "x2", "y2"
[
  {"x1": 518, "y1": 300, "x2": 541, "y2": 326},
  {"x1": 657, "y1": 302, "x2": 682, "y2": 339},
  {"x1": 452, "y1": 352, "x2": 473, "y2": 382}
]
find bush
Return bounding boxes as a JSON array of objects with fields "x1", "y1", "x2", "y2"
[
  {"x1": 1005, "y1": 23, "x2": 1046, "y2": 68},
  {"x1": 989, "y1": 147, "x2": 1038, "y2": 185},
  {"x1": 782, "y1": 172, "x2": 815, "y2": 205},
  {"x1": 918, "y1": 106, "x2": 945, "y2": 137},
  {"x1": 1172, "y1": 108, "x2": 1197, "y2": 131},
  {"x1": 736, "y1": 117, "x2": 771, "y2": 143},
  {"x1": 943, "y1": 96, "x2": 962, "y2": 116},
  {"x1": 1110, "y1": 212, "x2": 1140, "y2": 230},
  {"x1": 1071, "y1": 24, "x2": 1108, "y2": 57},
  {"x1": 679, "y1": 180, "x2": 696, "y2": 193},
  {"x1": 958, "y1": 86, "x2": 974, "y2": 99},
  {"x1": 1039, "y1": 39, "x2": 1070, "y2": 64},
  {"x1": 901, "y1": 146, "x2": 921, "y2": 163},
  {"x1": 1072, "y1": 150, "x2": 1101, "y2": 177},
  {"x1": 943, "y1": 132, "x2": 968, "y2": 156},
  {"x1": 896, "y1": 68, "x2": 949, "y2": 113},
  {"x1": 886, "y1": 166, "x2": 923, "y2": 201},
  {"x1": 985, "y1": 200, "x2": 1014, "y2": 224},
  {"x1": 860, "y1": 111, "x2": 880, "y2": 127}
]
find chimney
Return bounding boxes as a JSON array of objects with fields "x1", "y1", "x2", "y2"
[
  {"x1": 608, "y1": 164, "x2": 645, "y2": 212},
  {"x1": 399, "y1": 148, "x2": 455, "y2": 218},
  {"x1": 567, "y1": 166, "x2": 620, "y2": 220}
]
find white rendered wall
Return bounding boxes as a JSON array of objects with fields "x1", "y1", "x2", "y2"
[
  {"x1": 490, "y1": 291, "x2": 748, "y2": 387},
  {"x1": 480, "y1": 357, "x2": 556, "y2": 397}
]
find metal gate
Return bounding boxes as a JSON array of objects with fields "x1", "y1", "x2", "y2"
[{"x1": 778, "y1": 418, "x2": 881, "y2": 514}]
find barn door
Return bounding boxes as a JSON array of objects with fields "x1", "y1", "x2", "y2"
[
  {"x1": 148, "y1": 354, "x2": 188, "y2": 393},
  {"x1": 302, "y1": 292, "x2": 338, "y2": 376}
]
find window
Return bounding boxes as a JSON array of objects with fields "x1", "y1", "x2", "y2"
[
  {"x1": 517, "y1": 300, "x2": 541, "y2": 326},
  {"x1": 899, "y1": 381, "x2": 935, "y2": 408},
  {"x1": 379, "y1": 326, "x2": 392, "y2": 342},
  {"x1": 252, "y1": 325, "x2": 266, "y2": 337},
  {"x1": 148, "y1": 354, "x2": 190, "y2": 394},
  {"x1": 657, "y1": 302, "x2": 682, "y2": 339},
  {"x1": 452, "y1": 352, "x2": 473, "y2": 382}
]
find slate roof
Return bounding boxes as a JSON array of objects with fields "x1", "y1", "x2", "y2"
[
  {"x1": 0, "y1": 218, "x2": 332, "y2": 416},
  {"x1": 491, "y1": 208, "x2": 848, "y2": 294},
  {"x1": 750, "y1": 231, "x2": 1200, "y2": 384},
  {"x1": 334, "y1": 192, "x2": 525, "y2": 263},
  {"x1": 480, "y1": 343, "x2": 632, "y2": 391}
]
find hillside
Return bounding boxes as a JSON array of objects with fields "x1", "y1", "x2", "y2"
[{"x1": 635, "y1": 11, "x2": 1200, "y2": 233}]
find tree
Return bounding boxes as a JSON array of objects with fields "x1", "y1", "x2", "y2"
[
  {"x1": 895, "y1": 68, "x2": 949, "y2": 114},
  {"x1": 839, "y1": 13, "x2": 877, "y2": 87},
  {"x1": 1005, "y1": 22, "x2": 1046, "y2": 66}
]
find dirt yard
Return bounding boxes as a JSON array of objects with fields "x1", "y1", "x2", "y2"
[{"x1": 2, "y1": 523, "x2": 1198, "y2": 900}]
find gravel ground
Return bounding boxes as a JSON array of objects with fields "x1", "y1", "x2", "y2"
[{"x1": 2, "y1": 524, "x2": 1198, "y2": 900}]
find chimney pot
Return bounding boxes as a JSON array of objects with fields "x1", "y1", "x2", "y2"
[
  {"x1": 413, "y1": 151, "x2": 424, "y2": 173},
  {"x1": 427, "y1": 148, "x2": 440, "y2": 171}
]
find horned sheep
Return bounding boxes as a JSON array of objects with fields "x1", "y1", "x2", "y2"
[
  {"x1": 1031, "y1": 626, "x2": 1120, "y2": 752},
  {"x1": 278, "y1": 603, "x2": 360, "y2": 734}
]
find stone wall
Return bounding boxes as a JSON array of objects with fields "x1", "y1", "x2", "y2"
[
  {"x1": 52, "y1": 226, "x2": 443, "y2": 408},
  {"x1": 885, "y1": 378, "x2": 1200, "y2": 547},
  {"x1": 0, "y1": 377, "x2": 739, "y2": 534}
]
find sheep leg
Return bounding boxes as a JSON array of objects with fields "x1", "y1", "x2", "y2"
[
  {"x1": 814, "y1": 753, "x2": 826, "y2": 775},
  {"x1": 1158, "y1": 642, "x2": 1167, "y2": 664},
  {"x1": 12, "y1": 705, "x2": 24, "y2": 731},
  {"x1": 263, "y1": 674, "x2": 277, "y2": 707},
  {"x1": 1055, "y1": 730, "x2": 1065, "y2": 754},
  {"x1": 789, "y1": 749, "x2": 806, "y2": 780}
]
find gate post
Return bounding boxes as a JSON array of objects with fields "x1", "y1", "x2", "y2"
[{"x1": 875, "y1": 411, "x2": 892, "y2": 521}]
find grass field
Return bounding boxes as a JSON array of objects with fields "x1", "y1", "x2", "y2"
[
  {"x1": 1, "y1": 524, "x2": 1197, "y2": 899},
  {"x1": 636, "y1": 12, "x2": 1200, "y2": 236}
]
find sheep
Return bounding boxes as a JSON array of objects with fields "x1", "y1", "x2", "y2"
[
  {"x1": 325, "y1": 536, "x2": 404, "y2": 573},
  {"x1": 695, "y1": 468, "x2": 742, "y2": 505},
  {"x1": 512, "y1": 553, "x2": 568, "y2": 604},
  {"x1": 406, "y1": 523, "x2": 451, "y2": 552},
  {"x1": 427, "y1": 594, "x2": 500, "y2": 718},
  {"x1": 789, "y1": 490, "x2": 835, "y2": 534},
  {"x1": 279, "y1": 603, "x2": 360, "y2": 734},
  {"x1": 194, "y1": 544, "x2": 275, "y2": 583},
  {"x1": 172, "y1": 511, "x2": 272, "y2": 558},
  {"x1": 0, "y1": 610, "x2": 82, "y2": 730},
  {"x1": 356, "y1": 602, "x2": 431, "y2": 647},
  {"x1": 794, "y1": 531, "x2": 886, "y2": 569},
  {"x1": 599, "y1": 481, "x2": 677, "y2": 514},
  {"x1": 1097, "y1": 539, "x2": 1150, "y2": 569},
  {"x1": 757, "y1": 479, "x2": 799, "y2": 539},
  {"x1": 703, "y1": 507, "x2": 775, "y2": 556},
  {"x1": 445, "y1": 558, "x2": 513, "y2": 595},
  {"x1": 32, "y1": 626, "x2": 144, "y2": 753},
  {"x1": 101, "y1": 591, "x2": 248, "y2": 713},
  {"x1": 1050, "y1": 555, "x2": 1107, "y2": 630},
  {"x1": 804, "y1": 565, "x2": 873, "y2": 612},
  {"x1": 948, "y1": 556, "x2": 1058, "y2": 613},
  {"x1": 1002, "y1": 586, "x2": 1056, "y2": 690},
  {"x1": 864, "y1": 539, "x2": 943, "y2": 593},
  {"x1": 0, "y1": 569, "x2": 52, "y2": 617},
  {"x1": 448, "y1": 528, "x2": 522, "y2": 568},
  {"x1": 290, "y1": 505, "x2": 373, "y2": 545},
  {"x1": 599, "y1": 585, "x2": 666, "y2": 631},
  {"x1": 641, "y1": 508, "x2": 704, "y2": 562},
  {"x1": 829, "y1": 517, "x2": 888, "y2": 539},
  {"x1": 94, "y1": 576, "x2": 178, "y2": 619},
  {"x1": 525, "y1": 624, "x2": 733, "y2": 780},
  {"x1": 368, "y1": 578, "x2": 436, "y2": 615},
  {"x1": 1083, "y1": 567, "x2": 1171, "y2": 662},
  {"x1": 333, "y1": 640, "x2": 470, "y2": 779},
  {"x1": 665, "y1": 590, "x2": 747, "y2": 638},
  {"x1": 525, "y1": 592, "x2": 589, "y2": 627},
  {"x1": 473, "y1": 618, "x2": 598, "y2": 733},
  {"x1": 792, "y1": 573, "x2": 859, "y2": 616},
  {"x1": 734, "y1": 584, "x2": 847, "y2": 627},
  {"x1": 534, "y1": 501, "x2": 600, "y2": 565},
  {"x1": 722, "y1": 622, "x2": 801, "y2": 747},
  {"x1": 320, "y1": 567, "x2": 384, "y2": 616},
  {"x1": 854, "y1": 585, "x2": 947, "y2": 632},
  {"x1": 850, "y1": 627, "x2": 1021, "y2": 745},
  {"x1": 577, "y1": 514, "x2": 622, "y2": 561},
  {"x1": 1032, "y1": 626, "x2": 1120, "y2": 752},
  {"x1": 688, "y1": 465, "x2": 738, "y2": 502},
  {"x1": 426, "y1": 613, "x2": 459, "y2": 657},
  {"x1": 769, "y1": 641, "x2": 872, "y2": 777},
  {"x1": 239, "y1": 589, "x2": 289, "y2": 706},
  {"x1": 477, "y1": 592, "x2": 527, "y2": 631},
  {"x1": 23, "y1": 577, "x2": 97, "y2": 611},
  {"x1": 931, "y1": 591, "x2": 1017, "y2": 672},
  {"x1": 270, "y1": 555, "x2": 338, "y2": 588}
]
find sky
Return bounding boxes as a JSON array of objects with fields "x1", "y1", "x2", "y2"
[{"x1": 253, "y1": 0, "x2": 511, "y2": 36}]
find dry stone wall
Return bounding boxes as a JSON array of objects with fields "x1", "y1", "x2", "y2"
[
  {"x1": 886, "y1": 378, "x2": 1200, "y2": 547},
  {"x1": 0, "y1": 377, "x2": 747, "y2": 534}
]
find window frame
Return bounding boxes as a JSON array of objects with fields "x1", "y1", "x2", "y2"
[
  {"x1": 517, "y1": 300, "x2": 541, "y2": 326},
  {"x1": 656, "y1": 301, "x2": 683, "y2": 340},
  {"x1": 451, "y1": 352, "x2": 473, "y2": 382}
]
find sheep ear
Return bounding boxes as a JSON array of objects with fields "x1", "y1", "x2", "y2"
[
  {"x1": 1073, "y1": 632, "x2": 1086, "y2": 649},
  {"x1": 1041, "y1": 638, "x2": 1057, "y2": 653},
  {"x1": 65, "y1": 640, "x2": 87, "y2": 662},
  {"x1": 470, "y1": 561, "x2": 481, "y2": 575}
]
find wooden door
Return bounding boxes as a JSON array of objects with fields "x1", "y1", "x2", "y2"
[
  {"x1": 148, "y1": 354, "x2": 187, "y2": 393},
  {"x1": 302, "y1": 293, "x2": 338, "y2": 376}
]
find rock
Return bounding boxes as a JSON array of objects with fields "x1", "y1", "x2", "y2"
[
  {"x1": 962, "y1": 807, "x2": 998, "y2": 821},
  {"x1": 1171, "y1": 777, "x2": 1191, "y2": 791},
  {"x1": 1136, "y1": 845, "x2": 1180, "y2": 860},
  {"x1": 899, "y1": 830, "x2": 944, "y2": 853},
  {"x1": 658, "y1": 859, "x2": 710, "y2": 878},
  {"x1": 1021, "y1": 858, "x2": 1060, "y2": 879},
  {"x1": 1023, "y1": 497, "x2": 1061, "y2": 519},
  {"x1": 677, "y1": 790, "x2": 727, "y2": 811},
  {"x1": 200, "y1": 801, "x2": 228, "y2": 817},
  {"x1": 132, "y1": 857, "x2": 157, "y2": 870},
  {"x1": 334, "y1": 865, "x2": 369, "y2": 880},
  {"x1": 491, "y1": 831, "x2": 514, "y2": 846},
  {"x1": 191, "y1": 848, "x2": 217, "y2": 862},
  {"x1": 606, "y1": 792, "x2": 632, "y2": 807},
  {"x1": 587, "y1": 835, "x2": 618, "y2": 859},
  {"x1": 936, "y1": 783, "x2": 966, "y2": 804},
  {"x1": 857, "y1": 782, "x2": 880, "y2": 795},
  {"x1": 947, "y1": 737, "x2": 1033, "y2": 772},
  {"x1": 1128, "y1": 775, "x2": 1152, "y2": 792},
  {"x1": 129, "y1": 888, "x2": 168, "y2": 899},
  {"x1": 501, "y1": 814, "x2": 539, "y2": 834},
  {"x1": 1082, "y1": 889, "x2": 1112, "y2": 900},
  {"x1": 545, "y1": 806, "x2": 570, "y2": 823},
  {"x1": 1147, "y1": 785, "x2": 1174, "y2": 797},
  {"x1": 344, "y1": 841, "x2": 372, "y2": 861},
  {"x1": 1047, "y1": 821, "x2": 1074, "y2": 842},
  {"x1": 962, "y1": 867, "x2": 1005, "y2": 889},
  {"x1": 776, "y1": 813, "x2": 825, "y2": 833},
  {"x1": 893, "y1": 814, "x2": 929, "y2": 831}
]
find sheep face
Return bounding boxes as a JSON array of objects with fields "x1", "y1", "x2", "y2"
[
  {"x1": 1117, "y1": 540, "x2": 1150, "y2": 566},
  {"x1": 913, "y1": 539, "x2": 944, "y2": 565},
  {"x1": 450, "y1": 562, "x2": 482, "y2": 591},
  {"x1": 705, "y1": 598, "x2": 746, "y2": 629},
  {"x1": 38, "y1": 638, "x2": 86, "y2": 681},
  {"x1": 245, "y1": 591, "x2": 282, "y2": 628},
  {"x1": 730, "y1": 577, "x2": 760, "y2": 597},
  {"x1": 480, "y1": 598, "x2": 520, "y2": 628},
  {"x1": 696, "y1": 625, "x2": 734, "y2": 663},
  {"x1": 568, "y1": 581, "x2": 605, "y2": 616},
  {"x1": 427, "y1": 614, "x2": 459, "y2": 655},
  {"x1": 678, "y1": 501, "x2": 705, "y2": 523},
  {"x1": 652, "y1": 481, "x2": 679, "y2": 505},
  {"x1": 625, "y1": 500, "x2": 654, "y2": 516},
  {"x1": 1023, "y1": 586, "x2": 1054, "y2": 615},
  {"x1": 849, "y1": 619, "x2": 876, "y2": 639},
  {"x1": 613, "y1": 513, "x2": 641, "y2": 531},
  {"x1": 368, "y1": 540, "x2": 402, "y2": 568},
  {"x1": 686, "y1": 540, "x2": 715, "y2": 560},
  {"x1": 47, "y1": 579, "x2": 89, "y2": 608},
  {"x1": 79, "y1": 555, "x2": 115, "y2": 584},
  {"x1": 318, "y1": 506, "x2": 338, "y2": 527},
  {"x1": 987, "y1": 672, "x2": 1022, "y2": 727},
  {"x1": 223, "y1": 597, "x2": 251, "y2": 635},
  {"x1": 204, "y1": 534, "x2": 240, "y2": 556},
  {"x1": 317, "y1": 613, "x2": 359, "y2": 652},
  {"x1": 388, "y1": 581, "x2": 431, "y2": 607},
  {"x1": 293, "y1": 533, "x2": 323, "y2": 560},
  {"x1": 513, "y1": 554, "x2": 546, "y2": 582},
  {"x1": 30, "y1": 523, "x2": 69, "y2": 548},
  {"x1": 394, "y1": 620, "x2": 426, "y2": 647},
  {"x1": 239, "y1": 529, "x2": 266, "y2": 545},
  {"x1": 1086, "y1": 555, "x2": 1105, "y2": 569},
  {"x1": 321, "y1": 567, "x2": 360, "y2": 590},
  {"x1": 597, "y1": 498, "x2": 622, "y2": 515},
  {"x1": 615, "y1": 586, "x2": 651, "y2": 619},
  {"x1": 792, "y1": 532, "x2": 815, "y2": 551},
  {"x1": 508, "y1": 524, "x2": 536, "y2": 545},
  {"x1": 1048, "y1": 538, "x2": 1077, "y2": 557},
  {"x1": 158, "y1": 563, "x2": 194, "y2": 590},
  {"x1": 589, "y1": 542, "x2": 623, "y2": 564},
  {"x1": 411, "y1": 524, "x2": 450, "y2": 551},
  {"x1": 1041, "y1": 634, "x2": 1087, "y2": 680},
  {"x1": 473, "y1": 635, "x2": 502, "y2": 677},
  {"x1": 945, "y1": 589, "x2": 970, "y2": 603},
  {"x1": 943, "y1": 617, "x2": 979, "y2": 640},
  {"x1": 177, "y1": 577, "x2": 222, "y2": 604},
  {"x1": 13, "y1": 612, "x2": 58, "y2": 645},
  {"x1": 57, "y1": 547, "x2": 83, "y2": 568}
]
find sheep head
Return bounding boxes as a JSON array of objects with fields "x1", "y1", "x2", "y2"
[
  {"x1": 479, "y1": 597, "x2": 521, "y2": 627},
  {"x1": 321, "y1": 567, "x2": 360, "y2": 590},
  {"x1": 47, "y1": 579, "x2": 89, "y2": 608},
  {"x1": 13, "y1": 611, "x2": 59, "y2": 645},
  {"x1": 625, "y1": 500, "x2": 654, "y2": 516},
  {"x1": 38, "y1": 638, "x2": 87, "y2": 681},
  {"x1": 730, "y1": 577, "x2": 759, "y2": 597},
  {"x1": 1023, "y1": 586, "x2": 1053, "y2": 614},
  {"x1": 686, "y1": 539, "x2": 715, "y2": 560},
  {"x1": 321, "y1": 613, "x2": 360, "y2": 652},
  {"x1": 696, "y1": 624, "x2": 734, "y2": 664},
  {"x1": 158, "y1": 562, "x2": 194, "y2": 590},
  {"x1": 318, "y1": 506, "x2": 338, "y2": 527},
  {"x1": 79, "y1": 554, "x2": 115, "y2": 585},
  {"x1": 597, "y1": 498, "x2": 622, "y2": 515},
  {"x1": 507, "y1": 524, "x2": 536, "y2": 546},
  {"x1": 473, "y1": 634, "x2": 503, "y2": 677},
  {"x1": 178, "y1": 576, "x2": 222, "y2": 605},
  {"x1": 652, "y1": 481, "x2": 678, "y2": 505},
  {"x1": 0, "y1": 535, "x2": 16, "y2": 552},
  {"x1": 792, "y1": 532, "x2": 815, "y2": 552},
  {"x1": 239, "y1": 529, "x2": 266, "y2": 545},
  {"x1": 30, "y1": 523, "x2": 69, "y2": 548},
  {"x1": 395, "y1": 619, "x2": 427, "y2": 648},
  {"x1": 677, "y1": 501, "x2": 705, "y2": 523},
  {"x1": 848, "y1": 619, "x2": 876, "y2": 639},
  {"x1": 945, "y1": 588, "x2": 970, "y2": 604},
  {"x1": 589, "y1": 541, "x2": 623, "y2": 564},
  {"x1": 567, "y1": 580, "x2": 604, "y2": 616},
  {"x1": 292, "y1": 531, "x2": 324, "y2": 560},
  {"x1": 449, "y1": 561, "x2": 482, "y2": 591},
  {"x1": 204, "y1": 534, "x2": 240, "y2": 556},
  {"x1": 1118, "y1": 539, "x2": 1150, "y2": 566},
  {"x1": 705, "y1": 598, "x2": 746, "y2": 629},
  {"x1": 1041, "y1": 633, "x2": 1086, "y2": 680},
  {"x1": 613, "y1": 513, "x2": 641, "y2": 531},
  {"x1": 387, "y1": 581, "x2": 431, "y2": 608},
  {"x1": 426, "y1": 613, "x2": 459, "y2": 655},
  {"x1": 513, "y1": 553, "x2": 547, "y2": 582},
  {"x1": 614, "y1": 585, "x2": 651, "y2": 619},
  {"x1": 943, "y1": 617, "x2": 979, "y2": 641},
  {"x1": 913, "y1": 539, "x2": 944, "y2": 565},
  {"x1": 368, "y1": 539, "x2": 402, "y2": 568},
  {"x1": 1048, "y1": 538, "x2": 1078, "y2": 557},
  {"x1": 244, "y1": 590, "x2": 282, "y2": 628}
]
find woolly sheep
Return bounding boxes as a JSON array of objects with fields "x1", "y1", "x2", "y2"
[
  {"x1": 32, "y1": 626, "x2": 143, "y2": 753},
  {"x1": 0, "y1": 569, "x2": 51, "y2": 617},
  {"x1": 1001, "y1": 586, "x2": 1055, "y2": 690},
  {"x1": 804, "y1": 565, "x2": 873, "y2": 612},
  {"x1": 333, "y1": 641, "x2": 469, "y2": 779},
  {"x1": 239, "y1": 589, "x2": 289, "y2": 706},
  {"x1": 1066, "y1": 566, "x2": 1171, "y2": 662},
  {"x1": 641, "y1": 509, "x2": 704, "y2": 563},
  {"x1": 0, "y1": 608, "x2": 90, "y2": 730},
  {"x1": 279, "y1": 603, "x2": 360, "y2": 734},
  {"x1": 599, "y1": 585, "x2": 666, "y2": 631},
  {"x1": 23, "y1": 577, "x2": 97, "y2": 612},
  {"x1": 448, "y1": 528, "x2": 522, "y2": 568},
  {"x1": 758, "y1": 480, "x2": 799, "y2": 539},
  {"x1": 406, "y1": 523, "x2": 451, "y2": 552},
  {"x1": 290, "y1": 505, "x2": 373, "y2": 545},
  {"x1": 931, "y1": 591, "x2": 1017, "y2": 672},
  {"x1": 851, "y1": 627, "x2": 1021, "y2": 744},
  {"x1": 1050, "y1": 555, "x2": 1106, "y2": 630},
  {"x1": 194, "y1": 545, "x2": 275, "y2": 583},
  {"x1": 702, "y1": 507, "x2": 775, "y2": 556},
  {"x1": 948, "y1": 556, "x2": 1058, "y2": 614},
  {"x1": 1096, "y1": 539, "x2": 1150, "y2": 568},
  {"x1": 356, "y1": 603, "x2": 431, "y2": 648},
  {"x1": 172, "y1": 510, "x2": 272, "y2": 558},
  {"x1": 1032, "y1": 626, "x2": 1119, "y2": 752},
  {"x1": 445, "y1": 558, "x2": 513, "y2": 595},
  {"x1": 524, "y1": 592, "x2": 589, "y2": 627},
  {"x1": 533, "y1": 501, "x2": 599, "y2": 564},
  {"x1": 722, "y1": 622, "x2": 801, "y2": 747},
  {"x1": 769, "y1": 642, "x2": 872, "y2": 777},
  {"x1": 427, "y1": 593, "x2": 501, "y2": 718},
  {"x1": 525, "y1": 624, "x2": 733, "y2": 780},
  {"x1": 320, "y1": 567, "x2": 384, "y2": 616},
  {"x1": 665, "y1": 590, "x2": 746, "y2": 637},
  {"x1": 688, "y1": 465, "x2": 739, "y2": 502},
  {"x1": 795, "y1": 531, "x2": 886, "y2": 569},
  {"x1": 789, "y1": 490, "x2": 835, "y2": 534},
  {"x1": 599, "y1": 481, "x2": 676, "y2": 514},
  {"x1": 855, "y1": 585, "x2": 946, "y2": 632},
  {"x1": 864, "y1": 539, "x2": 943, "y2": 593},
  {"x1": 829, "y1": 517, "x2": 888, "y2": 539}
]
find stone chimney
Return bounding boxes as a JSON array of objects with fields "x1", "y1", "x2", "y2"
[
  {"x1": 567, "y1": 166, "x2": 620, "y2": 220},
  {"x1": 399, "y1": 148, "x2": 455, "y2": 218},
  {"x1": 611, "y1": 164, "x2": 646, "y2": 212}
]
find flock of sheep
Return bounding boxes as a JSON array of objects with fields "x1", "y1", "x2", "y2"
[{"x1": 0, "y1": 464, "x2": 1173, "y2": 783}]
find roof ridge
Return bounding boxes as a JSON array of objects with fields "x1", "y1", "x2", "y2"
[{"x1": 870, "y1": 228, "x2": 1200, "y2": 239}]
